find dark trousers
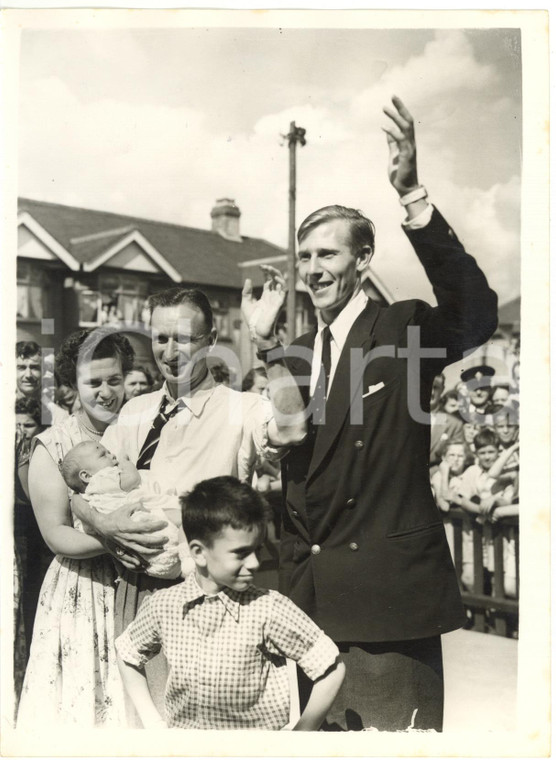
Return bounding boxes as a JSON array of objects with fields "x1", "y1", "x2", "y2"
[{"x1": 299, "y1": 636, "x2": 444, "y2": 732}]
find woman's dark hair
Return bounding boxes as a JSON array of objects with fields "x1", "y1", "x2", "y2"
[
  {"x1": 55, "y1": 328, "x2": 135, "y2": 389},
  {"x1": 15, "y1": 396, "x2": 43, "y2": 426},
  {"x1": 181, "y1": 476, "x2": 267, "y2": 546},
  {"x1": 241, "y1": 366, "x2": 267, "y2": 392}
]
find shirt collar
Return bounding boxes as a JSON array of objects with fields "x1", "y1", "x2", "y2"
[
  {"x1": 160, "y1": 372, "x2": 217, "y2": 418},
  {"x1": 181, "y1": 572, "x2": 242, "y2": 622},
  {"x1": 317, "y1": 288, "x2": 368, "y2": 353}
]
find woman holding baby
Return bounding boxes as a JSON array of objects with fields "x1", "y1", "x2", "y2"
[{"x1": 17, "y1": 328, "x2": 165, "y2": 728}]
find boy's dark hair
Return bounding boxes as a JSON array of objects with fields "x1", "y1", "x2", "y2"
[
  {"x1": 181, "y1": 476, "x2": 267, "y2": 546},
  {"x1": 16, "y1": 341, "x2": 41, "y2": 359},
  {"x1": 148, "y1": 287, "x2": 214, "y2": 331},
  {"x1": 474, "y1": 428, "x2": 498, "y2": 451}
]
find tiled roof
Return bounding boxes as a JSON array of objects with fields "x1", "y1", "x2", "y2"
[{"x1": 18, "y1": 198, "x2": 286, "y2": 290}]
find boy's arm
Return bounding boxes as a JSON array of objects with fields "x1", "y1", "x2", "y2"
[
  {"x1": 487, "y1": 442, "x2": 519, "y2": 480},
  {"x1": 491, "y1": 502, "x2": 519, "y2": 522},
  {"x1": 291, "y1": 659, "x2": 345, "y2": 731},
  {"x1": 116, "y1": 655, "x2": 166, "y2": 728}
]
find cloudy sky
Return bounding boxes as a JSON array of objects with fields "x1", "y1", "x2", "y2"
[{"x1": 17, "y1": 21, "x2": 522, "y2": 305}]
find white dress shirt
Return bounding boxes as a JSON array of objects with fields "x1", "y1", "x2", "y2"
[{"x1": 102, "y1": 372, "x2": 279, "y2": 496}]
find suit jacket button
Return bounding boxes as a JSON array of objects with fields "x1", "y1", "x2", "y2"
[
  {"x1": 311, "y1": 544, "x2": 321, "y2": 555},
  {"x1": 291, "y1": 510, "x2": 299, "y2": 517},
  {"x1": 349, "y1": 542, "x2": 359, "y2": 551},
  {"x1": 346, "y1": 498, "x2": 356, "y2": 508},
  {"x1": 354, "y1": 440, "x2": 364, "y2": 449}
]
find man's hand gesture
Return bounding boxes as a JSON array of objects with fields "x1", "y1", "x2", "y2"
[
  {"x1": 382, "y1": 96, "x2": 419, "y2": 196},
  {"x1": 242, "y1": 264, "x2": 287, "y2": 346}
]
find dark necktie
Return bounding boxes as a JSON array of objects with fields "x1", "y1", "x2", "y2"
[
  {"x1": 136, "y1": 398, "x2": 183, "y2": 470},
  {"x1": 321, "y1": 325, "x2": 332, "y2": 397},
  {"x1": 312, "y1": 326, "x2": 333, "y2": 426}
]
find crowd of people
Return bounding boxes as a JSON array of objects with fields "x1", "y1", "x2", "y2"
[
  {"x1": 429, "y1": 358, "x2": 520, "y2": 610},
  {"x1": 11, "y1": 97, "x2": 507, "y2": 733}
]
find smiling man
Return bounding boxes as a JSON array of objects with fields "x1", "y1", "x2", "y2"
[
  {"x1": 71, "y1": 285, "x2": 306, "y2": 724},
  {"x1": 249, "y1": 96, "x2": 499, "y2": 732}
]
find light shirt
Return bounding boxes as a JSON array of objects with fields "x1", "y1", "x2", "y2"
[
  {"x1": 309, "y1": 204, "x2": 433, "y2": 396},
  {"x1": 310, "y1": 288, "x2": 369, "y2": 396},
  {"x1": 102, "y1": 373, "x2": 279, "y2": 495},
  {"x1": 116, "y1": 572, "x2": 339, "y2": 729}
]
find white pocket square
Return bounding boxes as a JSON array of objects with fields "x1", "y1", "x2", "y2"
[{"x1": 362, "y1": 382, "x2": 385, "y2": 398}]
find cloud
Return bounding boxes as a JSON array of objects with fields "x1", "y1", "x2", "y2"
[{"x1": 17, "y1": 29, "x2": 521, "y2": 306}]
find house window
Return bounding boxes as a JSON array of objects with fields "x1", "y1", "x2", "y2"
[
  {"x1": 17, "y1": 261, "x2": 48, "y2": 321},
  {"x1": 78, "y1": 274, "x2": 150, "y2": 327}
]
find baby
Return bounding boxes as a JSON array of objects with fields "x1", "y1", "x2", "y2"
[{"x1": 61, "y1": 441, "x2": 191, "y2": 579}]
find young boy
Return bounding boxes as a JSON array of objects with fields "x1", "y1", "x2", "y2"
[
  {"x1": 115, "y1": 476, "x2": 345, "y2": 730},
  {"x1": 61, "y1": 441, "x2": 184, "y2": 579},
  {"x1": 450, "y1": 429, "x2": 518, "y2": 594}
]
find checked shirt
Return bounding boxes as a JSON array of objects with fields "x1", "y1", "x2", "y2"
[{"x1": 116, "y1": 572, "x2": 339, "y2": 729}]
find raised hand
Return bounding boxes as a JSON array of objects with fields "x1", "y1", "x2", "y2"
[
  {"x1": 242, "y1": 264, "x2": 287, "y2": 345},
  {"x1": 382, "y1": 95, "x2": 419, "y2": 196}
]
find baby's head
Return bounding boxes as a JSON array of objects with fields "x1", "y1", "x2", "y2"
[
  {"x1": 60, "y1": 441, "x2": 118, "y2": 493},
  {"x1": 180, "y1": 476, "x2": 267, "y2": 594}
]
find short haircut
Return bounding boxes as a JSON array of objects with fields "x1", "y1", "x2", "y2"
[
  {"x1": 15, "y1": 396, "x2": 43, "y2": 426},
  {"x1": 16, "y1": 341, "x2": 41, "y2": 359},
  {"x1": 438, "y1": 438, "x2": 465, "y2": 459},
  {"x1": 148, "y1": 287, "x2": 214, "y2": 331},
  {"x1": 125, "y1": 364, "x2": 153, "y2": 386},
  {"x1": 241, "y1": 366, "x2": 267, "y2": 392},
  {"x1": 441, "y1": 390, "x2": 460, "y2": 404},
  {"x1": 474, "y1": 428, "x2": 498, "y2": 451},
  {"x1": 181, "y1": 476, "x2": 267, "y2": 546},
  {"x1": 60, "y1": 441, "x2": 97, "y2": 493},
  {"x1": 297, "y1": 205, "x2": 376, "y2": 255},
  {"x1": 55, "y1": 329, "x2": 135, "y2": 389}
]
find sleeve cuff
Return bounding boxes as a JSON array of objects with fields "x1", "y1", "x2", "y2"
[
  {"x1": 115, "y1": 631, "x2": 153, "y2": 668},
  {"x1": 402, "y1": 202, "x2": 434, "y2": 229},
  {"x1": 296, "y1": 631, "x2": 340, "y2": 682}
]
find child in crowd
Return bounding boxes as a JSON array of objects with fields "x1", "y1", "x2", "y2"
[
  {"x1": 447, "y1": 429, "x2": 519, "y2": 596},
  {"x1": 430, "y1": 439, "x2": 468, "y2": 565},
  {"x1": 60, "y1": 441, "x2": 186, "y2": 579},
  {"x1": 430, "y1": 440, "x2": 467, "y2": 513},
  {"x1": 116, "y1": 476, "x2": 345, "y2": 730}
]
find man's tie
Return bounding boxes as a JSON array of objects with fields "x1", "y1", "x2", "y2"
[
  {"x1": 136, "y1": 398, "x2": 183, "y2": 470},
  {"x1": 321, "y1": 325, "x2": 332, "y2": 397},
  {"x1": 313, "y1": 326, "x2": 332, "y2": 426}
]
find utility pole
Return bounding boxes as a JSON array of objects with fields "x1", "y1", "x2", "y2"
[{"x1": 285, "y1": 121, "x2": 306, "y2": 343}]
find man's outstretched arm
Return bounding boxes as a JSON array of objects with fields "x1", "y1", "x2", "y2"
[{"x1": 242, "y1": 265, "x2": 307, "y2": 447}]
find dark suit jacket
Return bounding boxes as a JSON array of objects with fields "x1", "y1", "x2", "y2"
[{"x1": 279, "y1": 207, "x2": 498, "y2": 643}]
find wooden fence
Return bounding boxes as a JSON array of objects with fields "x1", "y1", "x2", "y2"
[{"x1": 443, "y1": 508, "x2": 519, "y2": 637}]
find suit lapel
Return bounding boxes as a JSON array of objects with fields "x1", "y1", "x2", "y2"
[{"x1": 307, "y1": 300, "x2": 381, "y2": 482}]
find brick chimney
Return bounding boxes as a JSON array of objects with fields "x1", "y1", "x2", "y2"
[{"x1": 210, "y1": 198, "x2": 242, "y2": 242}]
